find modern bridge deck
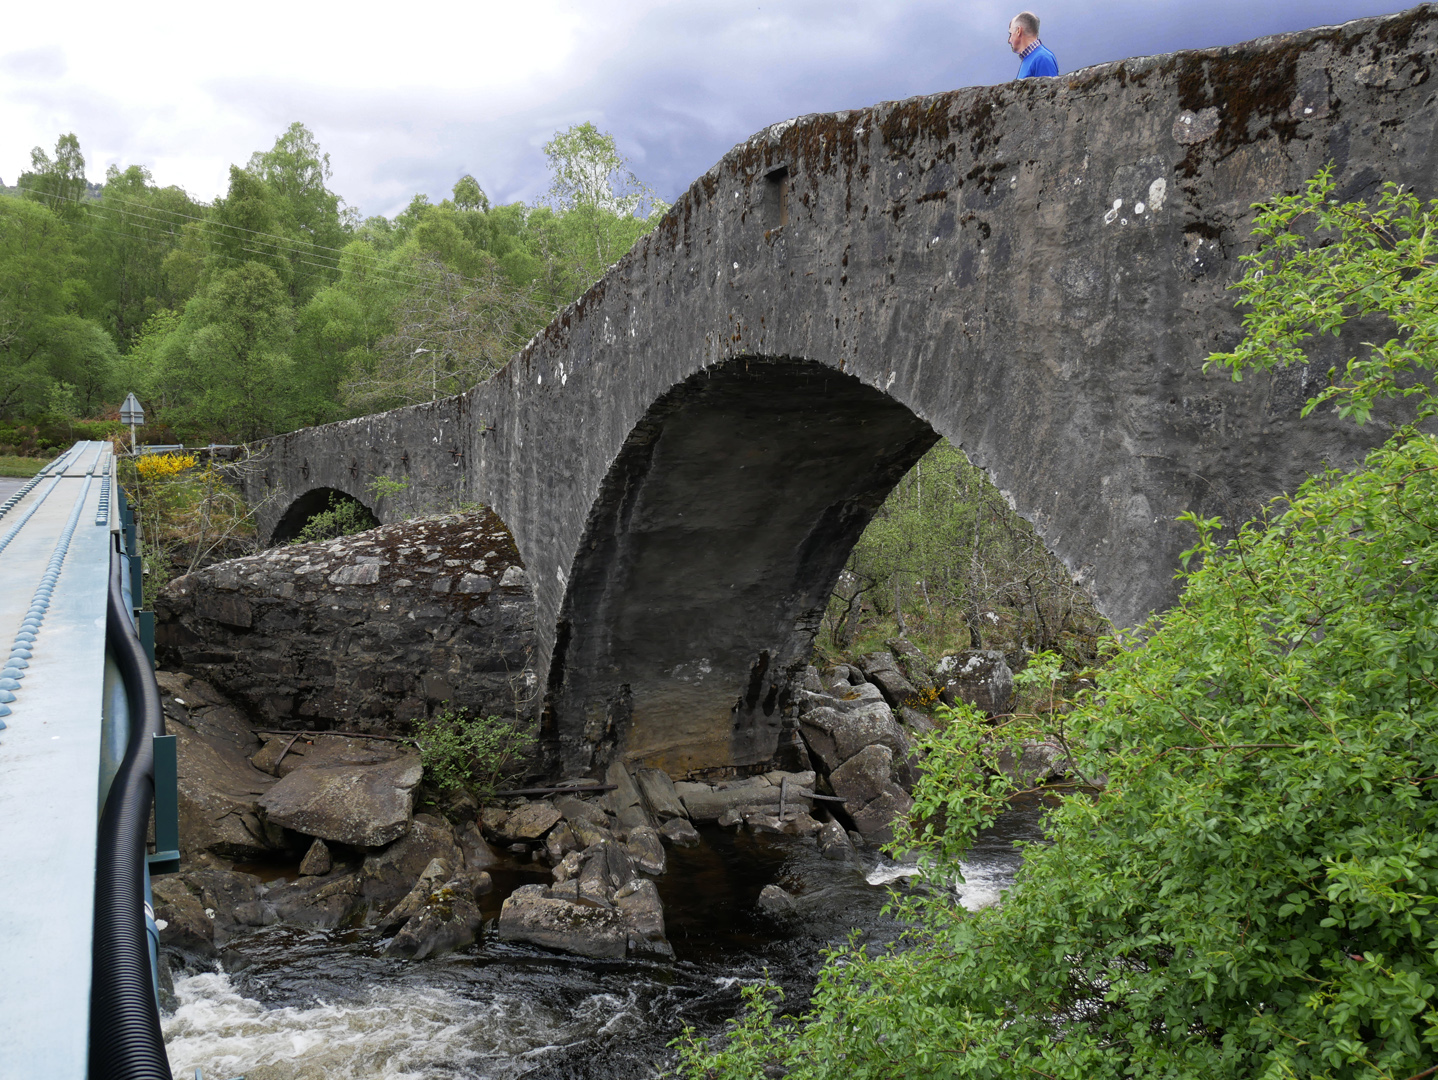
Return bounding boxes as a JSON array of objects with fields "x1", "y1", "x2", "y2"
[{"x1": 0, "y1": 442, "x2": 120, "y2": 1079}]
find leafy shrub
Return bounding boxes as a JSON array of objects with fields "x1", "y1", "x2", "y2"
[
  {"x1": 412, "y1": 708, "x2": 534, "y2": 798},
  {"x1": 291, "y1": 492, "x2": 378, "y2": 544}
]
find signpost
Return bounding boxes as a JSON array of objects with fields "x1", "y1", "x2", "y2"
[{"x1": 119, "y1": 393, "x2": 144, "y2": 454}]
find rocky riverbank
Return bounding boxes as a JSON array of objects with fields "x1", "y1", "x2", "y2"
[{"x1": 152, "y1": 629, "x2": 1072, "y2": 975}]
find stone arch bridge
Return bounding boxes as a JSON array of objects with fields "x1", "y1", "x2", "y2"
[{"x1": 239, "y1": 9, "x2": 1438, "y2": 777}]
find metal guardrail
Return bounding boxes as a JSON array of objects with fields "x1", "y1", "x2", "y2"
[{"x1": 0, "y1": 442, "x2": 179, "y2": 1079}]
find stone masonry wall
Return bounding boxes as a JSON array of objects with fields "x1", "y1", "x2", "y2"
[{"x1": 155, "y1": 508, "x2": 537, "y2": 733}]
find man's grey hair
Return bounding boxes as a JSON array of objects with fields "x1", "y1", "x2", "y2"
[{"x1": 1012, "y1": 11, "x2": 1040, "y2": 36}]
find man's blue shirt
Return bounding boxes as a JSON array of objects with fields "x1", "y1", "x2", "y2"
[{"x1": 1018, "y1": 42, "x2": 1058, "y2": 78}]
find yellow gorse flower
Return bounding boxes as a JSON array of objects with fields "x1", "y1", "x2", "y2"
[{"x1": 135, "y1": 452, "x2": 198, "y2": 481}]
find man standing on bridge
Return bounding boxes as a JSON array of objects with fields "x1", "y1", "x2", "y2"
[{"x1": 1009, "y1": 11, "x2": 1058, "y2": 78}]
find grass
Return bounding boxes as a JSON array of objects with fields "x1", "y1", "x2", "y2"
[{"x1": 0, "y1": 455, "x2": 47, "y2": 478}]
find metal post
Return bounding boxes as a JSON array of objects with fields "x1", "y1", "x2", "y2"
[{"x1": 148, "y1": 734, "x2": 180, "y2": 875}]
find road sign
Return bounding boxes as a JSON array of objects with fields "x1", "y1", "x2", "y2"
[{"x1": 119, "y1": 393, "x2": 145, "y2": 426}]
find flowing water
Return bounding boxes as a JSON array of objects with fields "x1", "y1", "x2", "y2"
[{"x1": 163, "y1": 805, "x2": 1046, "y2": 1080}]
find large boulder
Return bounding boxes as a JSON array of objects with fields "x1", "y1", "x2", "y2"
[
  {"x1": 497, "y1": 885, "x2": 631, "y2": 959},
  {"x1": 251, "y1": 732, "x2": 406, "y2": 778},
  {"x1": 156, "y1": 673, "x2": 282, "y2": 862},
  {"x1": 938, "y1": 650, "x2": 1014, "y2": 716},
  {"x1": 266, "y1": 871, "x2": 364, "y2": 928},
  {"x1": 151, "y1": 868, "x2": 273, "y2": 956},
  {"x1": 258, "y1": 754, "x2": 423, "y2": 847},
  {"x1": 634, "y1": 768, "x2": 688, "y2": 821},
  {"x1": 829, "y1": 745, "x2": 914, "y2": 844},
  {"x1": 360, "y1": 814, "x2": 463, "y2": 906},
  {"x1": 856, "y1": 651, "x2": 920, "y2": 709}
]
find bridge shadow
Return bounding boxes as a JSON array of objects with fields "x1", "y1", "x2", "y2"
[{"x1": 547, "y1": 357, "x2": 938, "y2": 778}]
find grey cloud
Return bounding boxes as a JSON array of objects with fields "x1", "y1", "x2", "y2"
[{"x1": 2, "y1": 46, "x2": 67, "y2": 81}]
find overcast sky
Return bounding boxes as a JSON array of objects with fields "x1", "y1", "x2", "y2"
[{"x1": 0, "y1": 0, "x2": 1411, "y2": 220}]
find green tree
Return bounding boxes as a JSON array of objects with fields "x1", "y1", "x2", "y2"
[
  {"x1": 677, "y1": 174, "x2": 1438, "y2": 1080},
  {"x1": 18, "y1": 133, "x2": 89, "y2": 222},
  {"x1": 80, "y1": 164, "x2": 202, "y2": 349},
  {"x1": 451, "y1": 174, "x2": 489, "y2": 212},
  {"x1": 154, "y1": 262, "x2": 298, "y2": 440},
  {"x1": 540, "y1": 122, "x2": 669, "y2": 301}
]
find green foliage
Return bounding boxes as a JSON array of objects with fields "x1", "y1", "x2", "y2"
[
  {"x1": 830, "y1": 441, "x2": 1108, "y2": 661},
  {"x1": 1209, "y1": 167, "x2": 1438, "y2": 427},
  {"x1": 291, "y1": 492, "x2": 378, "y2": 544},
  {"x1": 413, "y1": 707, "x2": 534, "y2": 798},
  {"x1": 367, "y1": 474, "x2": 409, "y2": 501},
  {"x1": 678, "y1": 433, "x2": 1438, "y2": 1080},
  {"x1": 0, "y1": 121, "x2": 669, "y2": 442}
]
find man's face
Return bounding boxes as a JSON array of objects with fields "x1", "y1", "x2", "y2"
[{"x1": 1008, "y1": 20, "x2": 1025, "y2": 53}]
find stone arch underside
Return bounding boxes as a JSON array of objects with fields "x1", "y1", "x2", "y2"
[
  {"x1": 240, "y1": 10, "x2": 1438, "y2": 776},
  {"x1": 548, "y1": 357, "x2": 939, "y2": 776}
]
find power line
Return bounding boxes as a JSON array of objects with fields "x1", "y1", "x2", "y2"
[
  {"x1": 7, "y1": 189, "x2": 482, "y2": 295},
  {"x1": 12, "y1": 181, "x2": 499, "y2": 292}
]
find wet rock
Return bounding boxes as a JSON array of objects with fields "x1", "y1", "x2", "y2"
[
  {"x1": 624, "y1": 825, "x2": 667, "y2": 875},
  {"x1": 569, "y1": 816, "x2": 616, "y2": 849},
  {"x1": 554, "y1": 794, "x2": 609, "y2": 829},
  {"x1": 495, "y1": 801, "x2": 562, "y2": 843},
  {"x1": 360, "y1": 814, "x2": 462, "y2": 905},
  {"x1": 258, "y1": 754, "x2": 423, "y2": 848},
  {"x1": 498, "y1": 885, "x2": 630, "y2": 959},
  {"x1": 616, "y1": 879, "x2": 673, "y2": 958},
  {"x1": 459, "y1": 821, "x2": 501, "y2": 870},
  {"x1": 634, "y1": 767, "x2": 687, "y2": 821},
  {"x1": 850, "y1": 788, "x2": 914, "y2": 844},
  {"x1": 757, "y1": 884, "x2": 797, "y2": 916},
  {"x1": 545, "y1": 821, "x2": 580, "y2": 863},
  {"x1": 778, "y1": 811, "x2": 823, "y2": 838},
  {"x1": 298, "y1": 838, "x2": 332, "y2": 876},
  {"x1": 152, "y1": 876, "x2": 218, "y2": 956},
  {"x1": 376, "y1": 858, "x2": 453, "y2": 933},
  {"x1": 152, "y1": 869, "x2": 268, "y2": 955},
  {"x1": 994, "y1": 740, "x2": 1072, "y2": 787},
  {"x1": 817, "y1": 819, "x2": 855, "y2": 861},
  {"x1": 938, "y1": 651, "x2": 1014, "y2": 716},
  {"x1": 384, "y1": 875, "x2": 485, "y2": 960},
  {"x1": 658, "y1": 817, "x2": 701, "y2": 847},
  {"x1": 267, "y1": 871, "x2": 364, "y2": 929}
]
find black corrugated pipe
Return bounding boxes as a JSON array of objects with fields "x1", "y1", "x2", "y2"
[{"x1": 90, "y1": 537, "x2": 172, "y2": 1079}]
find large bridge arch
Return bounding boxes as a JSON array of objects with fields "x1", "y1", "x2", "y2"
[{"x1": 243, "y1": 9, "x2": 1438, "y2": 774}]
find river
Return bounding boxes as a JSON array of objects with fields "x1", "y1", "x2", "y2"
[{"x1": 162, "y1": 803, "x2": 1046, "y2": 1079}]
